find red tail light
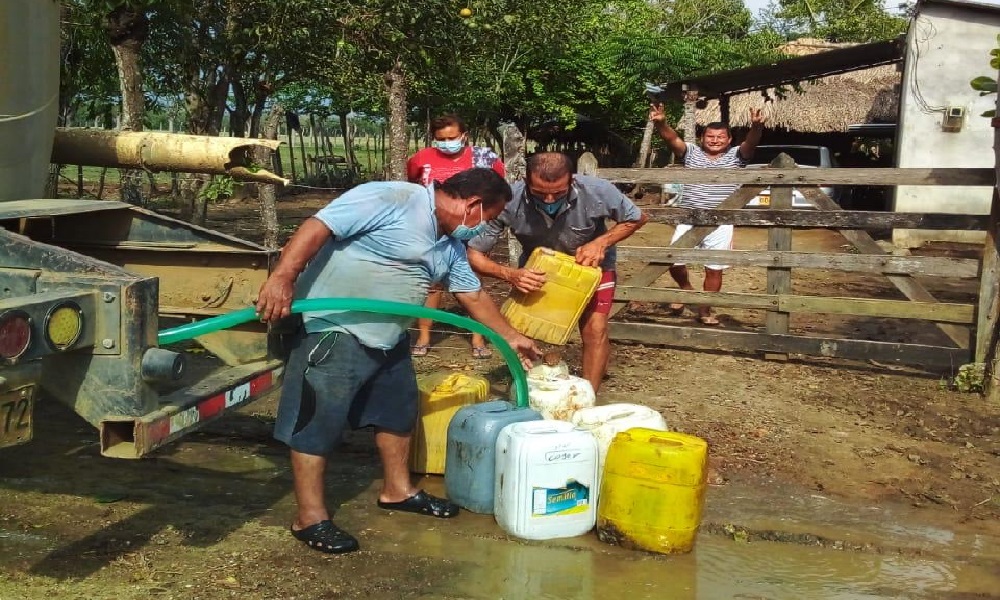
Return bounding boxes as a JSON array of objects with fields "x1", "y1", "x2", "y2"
[{"x1": 0, "y1": 310, "x2": 32, "y2": 362}]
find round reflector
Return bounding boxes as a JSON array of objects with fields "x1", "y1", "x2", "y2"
[
  {"x1": 45, "y1": 302, "x2": 84, "y2": 350},
  {"x1": 0, "y1": 310, "x2": 32, "y2": 361}
]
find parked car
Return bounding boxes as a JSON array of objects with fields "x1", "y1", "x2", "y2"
[{"x1": 745, "y1": 145, "x2": 841, "y2": 209}]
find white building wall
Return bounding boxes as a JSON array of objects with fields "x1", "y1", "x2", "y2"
[{"x1": 894, "y1": 2, "x2": 1000, "y2": 247}]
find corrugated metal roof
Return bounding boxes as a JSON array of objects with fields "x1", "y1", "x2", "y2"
[
  {"x1": 658, "y1": 38, "x2": 904, "y2": 101},
  {"x1": 922, "y1": 0, "x2": 1000, "y2": 10}
]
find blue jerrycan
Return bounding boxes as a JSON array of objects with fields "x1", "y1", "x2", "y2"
[{"x1": 444, "y1": 400, "x2": 542, "y2": 513}]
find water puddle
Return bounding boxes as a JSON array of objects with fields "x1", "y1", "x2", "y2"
[
  {"x1": 359, "y1": 478, "x2": 1000, "y2": 600},
  {"x1": 368, "y1": 518, "x2": 998, "y2": 599}
]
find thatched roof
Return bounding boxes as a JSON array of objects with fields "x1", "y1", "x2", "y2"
[{"x1": 697, "y1": 39, "x2": 900, "y2": 133}]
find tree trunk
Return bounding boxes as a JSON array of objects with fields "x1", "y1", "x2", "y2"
[
  {"x1": 485, "y1": 118, "x2": 504, "y2": 151},
  {"x1": 680, "y1": 88, "x2": 699, "y2": 143},
  {"x1": 104, "y1": 5, "x2": 148, "y2": 206},
  {"x1": 338, "y1": 111, "x2": 355, "y2": 171},
  {"x1": 97, "y1": 168, "x2": 109, "y2": 200},
  {"x1": 425, "y1": 107, "x2": 432, "y2": 147},
  {"x1": 286, "y1": 126, "x2": 298, "y2": 182},
  {"x1": 634, "y1": 120, "x2": 655, "y2": 168},
  {"x1": 230, "y1": 80, "x2": 249, "y2": 137},
  {"x1": 380, "y1": 126, "x2": 387, "y2": 178},
  {"x1": 185, "y1": 70, "x2": 229, "y2": 137},
  {"x1": 256, "y1": 104, "x2": 283, "y2": 250},
  {"x1": 248, "y1": 95, "x2": 267, "y2": 138},
  {"x1": 298, "y1": 130, "x2": 309, "y2": 179},
  {"x1": 501, "y1": 123, "x2": 526, "y2": 267},
  {"x1": 383, "y1": 59, "x2": 408, "y2": 181},
  {"x1": 45, "y1": 165, "x2": 60, "y2": 199}
]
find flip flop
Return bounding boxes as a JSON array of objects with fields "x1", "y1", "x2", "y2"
[
  {"x1": 471, "y1": 346, "x2": 493, "y2": 359},
  {"x1": 377, "y1": 490, "x2": 459, "y2": 519},
  {"x1": 410, "y1": 344, "x2": 430, "y2": 357},
  {"x1": 698, "y1": 314, "x2": 721, "y2": 326},
  {"x1": 668, "y1": 303, "x2": 685, "y2": 316},
  {"x1": 290, "y1": 520, "x2": 360, "y2": 554}
]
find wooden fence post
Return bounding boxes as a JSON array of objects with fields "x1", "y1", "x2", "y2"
[
  {"x1": 577, "y1": 152, "x2": 598, "y2": 176},
  {"x1": 679, "y1": 87, "x2": 698, "y2": 141},
  {"x1": 502, "y1": 122, "x2": 526, "y2": 267},
  {"x1": 982, "y1": 83, "x2": 1000, "y2": 402},
  {"x1": 764, "y1": 153, "x2": 796, "y2": 360}
]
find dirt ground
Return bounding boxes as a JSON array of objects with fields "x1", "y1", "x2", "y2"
[{"x1": 2, "y1": 190, "x2": 999, "y2": 599}]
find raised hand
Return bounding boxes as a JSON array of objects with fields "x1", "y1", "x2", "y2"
[{"x1": 648, "y1": 103, "x2": 667, "y2": 124}]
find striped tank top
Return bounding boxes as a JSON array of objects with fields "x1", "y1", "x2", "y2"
[{"x1": 677, "y1": 143, "x2": 746, "y2": 210}]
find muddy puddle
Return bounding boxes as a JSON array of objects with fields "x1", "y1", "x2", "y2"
[
  {"x1": 1, "y1": 400, "x2": 998, "y2": 600},
  {"x1": 357, "y1": 478, "x2": 1000, "y2": 600}
]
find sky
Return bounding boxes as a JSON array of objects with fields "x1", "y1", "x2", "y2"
[
  {"x1": 743, "y1": 0, "x2": 770, "y2": 15},
  {"x1": 743, "y1": 0, "x2": 904, "y2": 18}
]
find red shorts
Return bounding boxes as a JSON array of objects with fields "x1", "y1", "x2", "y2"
[{"x1": 584, "y1": 270, "x2": 617, "y2": 316}]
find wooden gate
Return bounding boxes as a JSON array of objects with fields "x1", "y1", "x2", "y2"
[{"x1": 590, "y1": 156, "x2": 996, "y2": 370}]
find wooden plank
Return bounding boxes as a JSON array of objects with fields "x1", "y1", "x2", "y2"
[
  {"x1": 608, "y1": 322, "x2": 970, "y2": 369},
  {"x1": 643, "y1": 208, "x2": 990, "y2": 231},
  {"x1": 615, "y1": 287, "x2": 975, "y2": 323},
  {"x1": 609, "y1": 264, "x2": 672, "y2": 318},
  {"x1": 976, "y1": 187, "x2": 1000, "y2": 364},
  {"x1": 612, "y1": 184, "x2": 767, "y2": 319},
  {"x1": 799, "y1": 186, "x2": 970, "y2": 349},
  {"x1": 617, "y1": 184, "x2": 769, "y2": 319},
  {"x1": 778, "y1": 295, "x2": 974, "y2": 324},
  {"x1": 599, "y1": 167, "x2": 995, "y2": 187},
  {"x1": 988, "y1": 102, "x2": 1000, "y2": 402},
  {"x1": 577, "y1": 152, "x2": 599, "y2": 176},
  {"x1": 765, "y1": 177, "x2": 794, "y2": 359},
  {"x1": 615, "y1": 247, "x2": 980, "y2": 278},
  {"x1": 616, "y1": 287, "x2": 778, "y2": 310},
  {"x1": 671, "y1": 184, "x2": 767, "y2": 248}
]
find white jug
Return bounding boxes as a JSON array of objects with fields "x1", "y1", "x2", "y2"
[
  {"x1": 494, "y1": 420, "x2": 599, "y2": 540},
  {"x1": 527, "y1": 374, "x2": 595, "y2": 422},
  {"x1": 571, "y1": 404, "x2": 668, "y2": 484}
]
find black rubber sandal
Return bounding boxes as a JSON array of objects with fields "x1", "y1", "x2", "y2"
[
  {"x1": 377, "y1": 490, "x2": 459, "y2": 518},
  {"x1": 290, "y1": 520, "x2": 360, "y2": 554}
]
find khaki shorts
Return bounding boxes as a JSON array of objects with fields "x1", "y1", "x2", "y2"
[{"x1": 670, "y1": 224, "x2": 733, "y2": 270}]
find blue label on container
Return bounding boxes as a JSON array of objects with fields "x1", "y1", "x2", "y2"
[{"x1": 532, "y1": 480, "x2": 590, "y2": 516}]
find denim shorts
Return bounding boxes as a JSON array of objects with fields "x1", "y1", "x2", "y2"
[{"x1": 274, "y1": 330, "x2": 418, "y2": 456}]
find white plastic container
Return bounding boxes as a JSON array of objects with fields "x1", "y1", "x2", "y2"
[
  {"x1": 571, "y1": 404, "x2": 668, "y2": 484},
  {"x1": 527, "y1": 360, "x2": 570, "y2": 380},
  {"x1": 527, "y1": 374, "x2": 596, "y2": 421},
  {"x1": 494, "y1": 420, "x2": 599, "y2": 540}
]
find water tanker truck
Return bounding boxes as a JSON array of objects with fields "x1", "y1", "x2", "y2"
[{"x1": 1, "y1": 1, "x2": 289, "y2": 458}]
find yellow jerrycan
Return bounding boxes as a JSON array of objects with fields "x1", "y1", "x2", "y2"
[
  {"x1": 501, "y1": 247, "x2": 601, "y2": 345},
  {"x1": 409, "y1": 371, "x2": 490, "y2": 475},
  {"x1": 597, "y1": 429, "x2": 708, "y2": 554}
]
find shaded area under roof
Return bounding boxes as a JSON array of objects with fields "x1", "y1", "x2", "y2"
[{"x1": 660, "y1": 37, "x2": 905, "y2": 101}]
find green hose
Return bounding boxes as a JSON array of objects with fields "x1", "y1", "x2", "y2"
[{"x1": 157, "y1": 298, "x2": 530, "y2": 408}]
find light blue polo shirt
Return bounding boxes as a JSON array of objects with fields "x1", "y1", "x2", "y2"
[{"x1": 294, "y1": 181, "x2": 481, "y2": 349}]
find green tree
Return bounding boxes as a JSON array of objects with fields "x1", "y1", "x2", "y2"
[
  {"x1": 59, "y1": 1, "x2": 119, "y2": 127},
  {"x1": 762, "y1": 0, "x2": 908, "y2": 43},
  {"x1": 970, "y1": 35, "x2": 1000, "y2": 118}
]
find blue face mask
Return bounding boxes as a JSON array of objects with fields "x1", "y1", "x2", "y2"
[
  {"x1": 451, "y1": 204, "x2": 486, "y2": 241},
  {"x1": 433, "y1": 139, "x2": 465, "y2": 155},
  {"x1": 529, "y1": 189, "x2": 570, "y2": 216},
  {"x1": 536, "y1": 198, "x2": 565, "y2": 216}
]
